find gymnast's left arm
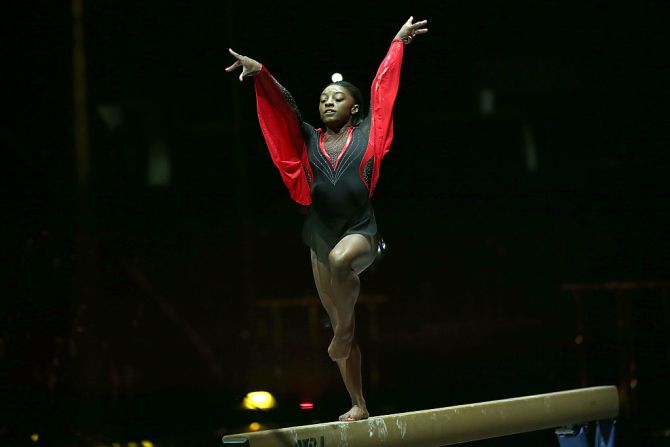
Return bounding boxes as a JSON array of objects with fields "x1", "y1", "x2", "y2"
[{"x1": 370, "y1": 16, "x2": 428, "y2": 161}]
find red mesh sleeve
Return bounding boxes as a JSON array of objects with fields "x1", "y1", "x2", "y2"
[{"x1": 254, "y1": 66, "x2": 312, "y2": 205}]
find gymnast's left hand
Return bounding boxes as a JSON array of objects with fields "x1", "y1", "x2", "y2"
[{"x1": 394, "y1": 16, "x2": 428, "y2": 45}]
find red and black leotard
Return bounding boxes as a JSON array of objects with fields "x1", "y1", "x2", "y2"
[{"x1": 253, "y1": 39, "x2": 404, "y2": 262}]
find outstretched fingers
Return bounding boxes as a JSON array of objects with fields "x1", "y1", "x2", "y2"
[
  {"x1": 397, "y1": 16, "x2": 428, "y2": 44},
  {"x1": 226, "y1": 48, "x2": 248, "y2": 82},
  {"x1": 225, "y1": 50, "x2": 239, "y2": 70},
  {"x1": 412, "y1": 19, "x2": 429, "y2": 33},
  {"x1": 224, "y1": 60, "x2": 240, "y2": 72},
  {"x1": 225, "y1": 48, "x2": 242, "y2": 71},
  {"x1": 409, "y1": 18, "x2": 428, "y2": 37},
  {"x1": 226, "y1": 48, "x2": 261, "y2": 82}
]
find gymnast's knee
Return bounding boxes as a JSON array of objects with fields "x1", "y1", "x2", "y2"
[{"x1": 327, "y1": 248, "x2": 352, "y2": 277}]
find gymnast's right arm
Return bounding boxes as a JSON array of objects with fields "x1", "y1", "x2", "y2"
[{"x1": 226, "y1": 48, "x2": 312, "y2": 205}]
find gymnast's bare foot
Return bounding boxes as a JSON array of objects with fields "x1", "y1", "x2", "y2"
[{"x1": 339, "y1": 404, "x2": 369, "y2": 422}]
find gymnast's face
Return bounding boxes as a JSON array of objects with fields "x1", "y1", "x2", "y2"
[{"x1": 319, "y1": 85, "x2": 359, "y2": 131}]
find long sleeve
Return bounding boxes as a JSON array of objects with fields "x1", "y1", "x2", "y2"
[
  {"x1": 363, "y1": 39, "x2": 404, "y2": 197},
  {"x1": 254, "y1": 66, "x2": 313, "y2": 205}
]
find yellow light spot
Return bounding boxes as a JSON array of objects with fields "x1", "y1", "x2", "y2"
[
  {"x1": 630, "y1": 378, "x2": 638, "y2": 389},
  {"x1": 128, "y1": 442, "x2": 138, "y2": 447},
  {"x1": 141, "y1": 441, "x2": 154, "y2": 447},
  {"x1": 112, "y1": 443, "x2": 122, "y2": 447},
  {"x1": 243, "y1": 391, "x2": 276, "y2": 410},
  {"x1": 574, "y1": 335, "x2": 583, "y2": 345},
  {"x1": 30, "y1": 434, "x2": 39, "y2": 442},
  {"x1": 249, "y1": 422, "x2": 262, "y2": 431}
]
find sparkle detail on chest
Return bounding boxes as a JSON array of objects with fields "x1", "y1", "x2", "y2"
[
  {"x1": 311, "y1": 127, "x2": 361, "y2": 186},
  {"x1": 320, "y1": 127, "x2": 354, "y2": 170}
]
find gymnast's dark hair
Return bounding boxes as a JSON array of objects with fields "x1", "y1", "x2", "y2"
[{"x1": 328, "y1": 80, "x2": 366, "y2": 125}]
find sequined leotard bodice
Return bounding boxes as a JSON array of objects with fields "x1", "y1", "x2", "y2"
[{"x1": 252, "y1": 39, "x2": 405, "y2": 261}]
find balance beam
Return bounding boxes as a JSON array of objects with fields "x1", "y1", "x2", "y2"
[{"x1": 222, "y1": 386, "x2": 618, "y2": 447}]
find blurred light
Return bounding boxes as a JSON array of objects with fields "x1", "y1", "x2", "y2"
[
  {"x1": 112, "y1": 443, "x2": 121, "y2": 447},
  {"x1": 331, "y1": 73, "x2": 343, "y2": 83},
  {"x1": 630, "y1": 378, "x2": 638, "y2": 389},
  {"x1": 574, "y1": 335, "x2": 584, "y2": 345},
  {"x1": 96, "y1": 105, "x2": 124, "y2": 131},
  {"x1": 479, "y1": 88, "x2": 495, "y2": 115},
  {"x1": 243, "y1": 391, "x2": 276, "y2": 410},
  {"x1": 299, "y1": 402, "x2": 314, "y2": 410},
  {"x1": 249, "y1": 422, "x2": 262, "y2": 431},
  {"x1": 141, "y1": 441, "x2": 154, "y2": 447},
  {"x1": 522, "y1": 119, "x2": 538, "y2": 173},
  {"x1": 128, "y1": 442, "x2": 139, "y2": 447},
  {"x1": 30, "y1": 434, "x2": 39, "y2": 442},
  {"x1": 147, "y1": 139, "x2": 171, "y2": 187}
]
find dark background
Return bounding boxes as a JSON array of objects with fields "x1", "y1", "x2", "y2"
[{"x1": 2, "y1": 1, "x2": 669, "y2": 446}]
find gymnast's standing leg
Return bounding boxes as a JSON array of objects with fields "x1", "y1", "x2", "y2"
[{"x1": 311, "y1": 234, "x2": 377, "y2": 421}]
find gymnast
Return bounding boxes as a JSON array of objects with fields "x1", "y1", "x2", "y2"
[{"x1": 226, "y1": 16, "x2": 428, "y2": 421}]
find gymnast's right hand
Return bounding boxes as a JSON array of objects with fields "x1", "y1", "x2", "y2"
[{"x1": 225, "y1": 48, "x2": 262, "y2": 82}]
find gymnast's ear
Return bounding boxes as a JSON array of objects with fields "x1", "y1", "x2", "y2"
[{"x1": 351, "y1": 104, "x2": 359, "y2": 115}]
